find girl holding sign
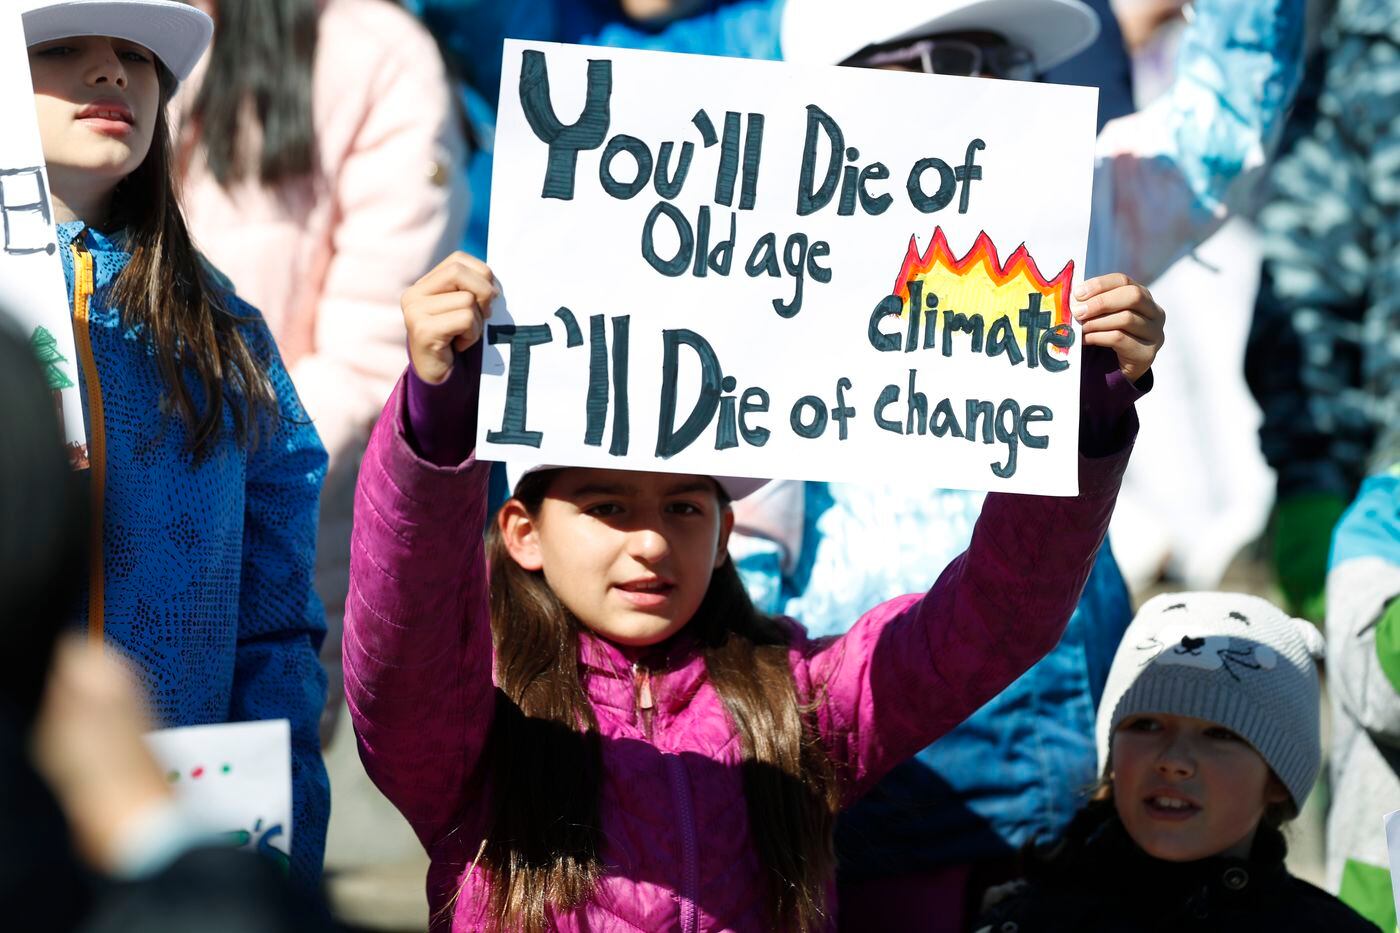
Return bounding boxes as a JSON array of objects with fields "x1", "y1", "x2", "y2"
[
  {"x1": 343, "y1": 251, "x2": 1162, "y2": 931},
  {"x1": 19, "y1": 0, "x2": 329, "y2": 885}
]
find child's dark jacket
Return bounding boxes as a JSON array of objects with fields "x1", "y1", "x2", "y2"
[{"x1": 974, "y1": 807, "x2": 1378, "y2": 933}]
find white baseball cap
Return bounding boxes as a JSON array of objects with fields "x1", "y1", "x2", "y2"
[
  {"x1": 781, "y1": 0, "x2": 1100, "y2": 73},
  {"x1": 20, "y1": 0, "x2": 214, "y2": 82},
  {"x1": 506, "y1": 463, "x2": 769, "y2": 502}
]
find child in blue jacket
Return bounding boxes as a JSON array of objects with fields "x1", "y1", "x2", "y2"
[{"x1": 20, "y1": 0, "x2": 329, "y2": 885}]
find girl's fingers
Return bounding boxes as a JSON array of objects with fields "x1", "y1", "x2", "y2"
[
  {"x1": 409, "y1": 290, "x2": 486, "y2": 320},
  {"x1": 421, "y1": 307, "x2": 485, "y2": 348},
  {"x1": 407, "y1": 254, "x2": 499, "y2": 309},
  {"x1": 1071, "y1": 282, "x2": 1156, "y2": 323},
  {"x1": 1077, "y1": 309, "x2": 1163, "y2": 340},
  {"x1": 1073, "y1": 273, "x2": 1134, "y2": 302}
]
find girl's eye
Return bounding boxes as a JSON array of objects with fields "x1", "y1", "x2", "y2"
[
  {"x1": 120, "y1": 50, "x2": 152, "y2": 64},
  {"x1": 1123, "y1": 717, "x2": 1161, "y2": 733},
  {"x1": 584, "y1": 503, "x2": 622, "y2": 518},
  {"x1": 666, "y1": 501, "x2": 703, "y2": 516},
  {"x1": 35, "y1": 45, "x2": 76, "y2": 56},
  {"x1": 1204, "y1": 726, "x2": 1243, "y2": 742}
]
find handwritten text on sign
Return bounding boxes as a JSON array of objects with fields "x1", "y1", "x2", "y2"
[
  {"x1": 0, "y1": 8, "x2": 88, "y2": 469},
  {"x1": 479, "y1": 42, "x2": 1098, "y2": 495}
]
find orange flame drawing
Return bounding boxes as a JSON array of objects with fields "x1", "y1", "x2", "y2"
[{"x1": 892, "y1": 228, "x2": 1074, "y2": 344}]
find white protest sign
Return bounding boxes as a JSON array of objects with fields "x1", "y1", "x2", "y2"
[
  {"x1": 481, "y1": 41, "x2": 1098, "y2": 495},
  {"x1": 145, "y1": 719, "x2": 292, "y2": 867},
  {"x1": 0, "y1": 7, "x2": 88, "y2": 469}
]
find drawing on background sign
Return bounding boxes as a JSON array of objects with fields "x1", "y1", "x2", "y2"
[
  {"x1": 145, "y1": 719, "x2": 294, "y2": 864},
  {"x1": 0, "y1": 165, "x2": 56, "y2": 255},
  {"x1": 219, "y1": 818, "x2": 291, "y2": 871},
  {"x1": 1, "y1": 6, "x2": 88, "y2": 469}
]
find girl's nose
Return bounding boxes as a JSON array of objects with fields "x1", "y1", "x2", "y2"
[
  {"x1": 87, "y1": 41, "x2": 128, "y2": 89},
  {"x1": 628, "y1": 528, "x2": 670, "y2": 563}
]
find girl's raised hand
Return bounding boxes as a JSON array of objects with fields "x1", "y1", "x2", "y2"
[
  {"x1": 402, "y1": 252, "x2": 498, "y2": 384},
  {"x1": 1071, "y1": 274, "x2": 1165, "y2": 384}
]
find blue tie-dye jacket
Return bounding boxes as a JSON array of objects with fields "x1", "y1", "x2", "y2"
[{"x1": 57, "y1": 223, "x2": 329, "y2": 887}]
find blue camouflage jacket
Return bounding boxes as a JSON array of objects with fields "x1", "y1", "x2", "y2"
[
  {"x1": 1246, "y1": 0, "x2": 1400, "y2": 499},
  {"x1": 57, "y1": 223, "x2": 330, "y2": 887}
]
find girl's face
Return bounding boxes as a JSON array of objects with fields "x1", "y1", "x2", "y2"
[
  {"x1": 28, "y1": 36, "x2": 161, "y2": 211},
  {"x1": 500, "y1": 469, "x2": 733, "y2": 647},
  {"x1": 1111, "y1": 713, "x2": 1290, "y2": 862}
]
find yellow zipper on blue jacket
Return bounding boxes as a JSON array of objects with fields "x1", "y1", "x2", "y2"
[{"x1": 69, "y1": 234, "x2": 106, "y2": 644}]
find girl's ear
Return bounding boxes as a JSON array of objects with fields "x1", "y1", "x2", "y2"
[
  {"x1": 714, "y1": 505, "x2": 735, "y2": 570},
  {"x1": 499, "y1": 499, "x2": 544, "y2": 571},
  {"x1": 1264, "y1": 774, "x2": 1291, "y2": 807}
]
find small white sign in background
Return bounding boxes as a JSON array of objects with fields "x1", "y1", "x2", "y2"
[{"x1": 145, "y1": 719, "x2": 292, "y2": 864}]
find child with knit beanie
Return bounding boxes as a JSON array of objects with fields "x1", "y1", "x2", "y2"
[{"x1": 975, "y1": 592, "x2": 1378, "y2": 932}]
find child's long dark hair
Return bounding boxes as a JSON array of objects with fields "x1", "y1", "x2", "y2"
[
  {"x1": 481, "y1": 471, "x2": 841, "y2": 932},
  {"x1": 109, "y1": 64, "x2": 276, "y2": 459},
  {"x1": 185, "y1": 0, "x2": 319, "y2": 187}
]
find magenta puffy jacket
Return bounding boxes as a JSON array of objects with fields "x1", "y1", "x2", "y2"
[{"x1": 344, "y1": 379, "x2": 1128, "y2": 931}]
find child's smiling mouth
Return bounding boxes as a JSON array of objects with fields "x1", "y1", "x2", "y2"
[{"x1": 1143, "y1": 794, "x2": 1202, "y2": 820}]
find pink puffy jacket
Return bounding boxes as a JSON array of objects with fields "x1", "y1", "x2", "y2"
[
  {"x1": 344, "y1": 378, "x2": 1129, "y2": 932},
  {"x1": 179, "y1": 0, "x2": 468, "y2": 467},
  {"x1": 179, "y1": 0, "x2": 468, "y2": 730}
]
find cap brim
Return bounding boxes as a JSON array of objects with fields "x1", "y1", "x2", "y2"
[
  {"x1": 783, "y1": 0, "x2": 1100, "y2": 73},
  {"x1": 22, "y1": 0, "x2": 213, "y2": 81},
  {"x1": 505, "y1": 463, "x2": 769, "y2": 502}
]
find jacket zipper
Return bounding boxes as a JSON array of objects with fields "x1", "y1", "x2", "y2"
[
  {"x1": 633, "y1": 662, "x2": 698, "y2": 933},
  {"x1": 632, "y1": 662, "x2": 655, "y2": 739},
  {"x1": 665, "y1": 744, "x2": 699, "y2": 933},
  {"x1": 69, "y1": 236, "x2": 107, "y2": 645}
]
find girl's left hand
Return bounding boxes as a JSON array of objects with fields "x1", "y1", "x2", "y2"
[{"x1": 1071, "y1": 274, "x2": 1165, "y2": 384}]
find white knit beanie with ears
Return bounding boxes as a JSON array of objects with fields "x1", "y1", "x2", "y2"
[{"x1": 1095, "y1": 592, "x2": 1325, "y2": 813}]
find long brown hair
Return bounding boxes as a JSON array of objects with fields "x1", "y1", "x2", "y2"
[
  {"x1": 109, "y1": 63, "x2": 277, "y2": 459},
  {"x1": 481, "y1": 471, "x2": 841, "y2": 932},
  {"x1": 186, "y1": 0, "x2": 319, "y2": 188}
]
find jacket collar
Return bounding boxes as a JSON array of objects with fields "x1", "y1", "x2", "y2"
[
  {"x1": 576, "y1": 626, "x2": 709, "y2": 717},
  {"x1": 1081, "y1": 809, "x2": 1291, "y2": 904}
]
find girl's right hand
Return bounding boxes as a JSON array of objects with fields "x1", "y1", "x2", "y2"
[{"x1": 401, "y1": 252, "x2": 498, "y2": 384}]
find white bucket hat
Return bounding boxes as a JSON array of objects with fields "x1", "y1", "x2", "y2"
[
  {"x1": 781, "y1": 0, "x2": 1100, "y2": 73},
  {"x1": 506, "y1": 463, "x2": 769, "y2": 502},
  {"x1": 20, "y1": 0, "x2": 214, "y2": 82}
]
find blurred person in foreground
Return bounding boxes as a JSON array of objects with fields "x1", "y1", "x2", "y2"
[
  {"x1": 733, "y1": 0, "x2": 1303, "y2": 927},
  {"x1": 0, "y1": 318, "x2": 334, "y2": 933},
  {"x1": 1245, "y1": 0, "x2": 1399, "y2": 622}
]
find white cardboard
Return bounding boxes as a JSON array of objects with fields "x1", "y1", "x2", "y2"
[
  {"x1": 0, "y1": 7, "x2": 88, "y2": 468},
  {"x1": 1385, "y1": 808, "x2": 1400, "y2": 926},
  {"x1": 145, "y1": 719, "x2": 293, "y2": 863},
  {"x1": 480, "y1": 41, "x2": 1097, "y2": 495}
]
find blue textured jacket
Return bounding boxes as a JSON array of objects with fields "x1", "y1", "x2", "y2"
[{"x1": 57, "y1": 223, "x2": 330, "y2": 887}]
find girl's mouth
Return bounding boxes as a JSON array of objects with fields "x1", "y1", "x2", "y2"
[
  {"x1": 76, "y1": 101, "x2": 134, "y2": 137},
  {"x1": 1143, "y1": 795, "x2": 1201, "y2": 821},
  {"x1": 614, "y1": 578, "x2": 676, "y2": 610}
]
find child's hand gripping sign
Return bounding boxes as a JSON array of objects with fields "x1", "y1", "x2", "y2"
[{"x1": 479, "y1": 41, "x2": 1099, "y2": 495}]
